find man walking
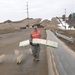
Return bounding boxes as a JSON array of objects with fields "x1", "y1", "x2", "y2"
[{"x1": 30, "y1": 26, "x2": 41, "y2": 61}]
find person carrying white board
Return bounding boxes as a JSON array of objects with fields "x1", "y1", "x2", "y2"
[{"x1": 30, "y1": 26, "x2": 41, "y2": 61}]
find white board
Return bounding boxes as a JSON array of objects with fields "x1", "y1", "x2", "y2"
[
  {"x1": 32, "y1": 39, "x2": 46, "y2": 45},
  {"x1": 32, "y1": 39, "x2": 58, "y2": 48},
  {"x1": 19, "y1": 40, "x2": 29, "y2": 47},
  {"x1": 19, "y1": 39, "x2": 58, "y2": 48}
]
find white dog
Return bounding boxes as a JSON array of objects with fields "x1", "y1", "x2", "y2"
[
  {"x1": 0, "y1": 54, "x2": 6, "y2": 63},
  {"x1": 17, "y1": 53, "x2": 25, "y2": 64},
  {"x1": 29, "y1": 48, "x2": 32, "y2": 54},
  {"x1": 14, "y1": 50, "x2": 21, "y2": 56}
]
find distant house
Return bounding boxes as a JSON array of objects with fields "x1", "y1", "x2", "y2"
[
  {"x1": 20, "y1": 27, "x2": 26, "y2": 29},
  {"x1": 32, "y1": 24, "x2": 42, "y2": 28}
]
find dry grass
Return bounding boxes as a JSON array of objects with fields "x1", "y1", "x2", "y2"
[
  {"x1": 57, "y1": 29, "x2": 75, "y2": 52},
  {"x1": 57, "y1": 29, "x2": 75, "y2": 37},
  {"x1": 0, "y1": 18, "x2": 41, "y2": 34},
  {"x1": 45, "y1": 24, "x2": 58, "y2": 30}
]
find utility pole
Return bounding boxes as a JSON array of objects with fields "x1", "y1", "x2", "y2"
[
  {"x1": 27, "y1": 2, "x2": 29, "y2": 26},
  {"x1": 73, "y1": 0, "x2": 75, "y2": 12},
  {"x1": 65, "y1": 8, "x2": 66, "y2": 30}
]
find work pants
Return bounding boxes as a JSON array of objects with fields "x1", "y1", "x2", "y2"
[{"x1": 32, "y1": 44, "x2": 40, "y2": 59}]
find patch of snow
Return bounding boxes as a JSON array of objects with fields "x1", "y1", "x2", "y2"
[{"x1": 57, "y1": 19, "x2": 75, "y2": 30}]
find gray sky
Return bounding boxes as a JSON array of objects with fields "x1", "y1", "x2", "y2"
[{"x1": 0, "y1": 0, "x2": 75, "y2": 22}]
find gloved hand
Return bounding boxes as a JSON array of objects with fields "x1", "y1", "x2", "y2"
[
  {"x1": 37, "y1": 44, "x2": 39, "y2": 45},
  {"x1": 30, "y1": 42, "x2": 33, "y2": 45}
]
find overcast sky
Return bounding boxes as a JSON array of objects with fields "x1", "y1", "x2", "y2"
[{"x1": 0, "y1": 0, "x2": 75, "y2": 22}]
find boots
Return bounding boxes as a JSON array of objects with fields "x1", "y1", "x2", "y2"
[
  {"x1": 36, "y1": 58, "x2": 39, "y2": 61},
  {"x1": 33, "y1": 57, "x2": 39, "y2": 61}
]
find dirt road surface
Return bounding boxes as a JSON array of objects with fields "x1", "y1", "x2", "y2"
[{"x1": 0, "y1": 28, "x2": 48, "y2": 75}]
